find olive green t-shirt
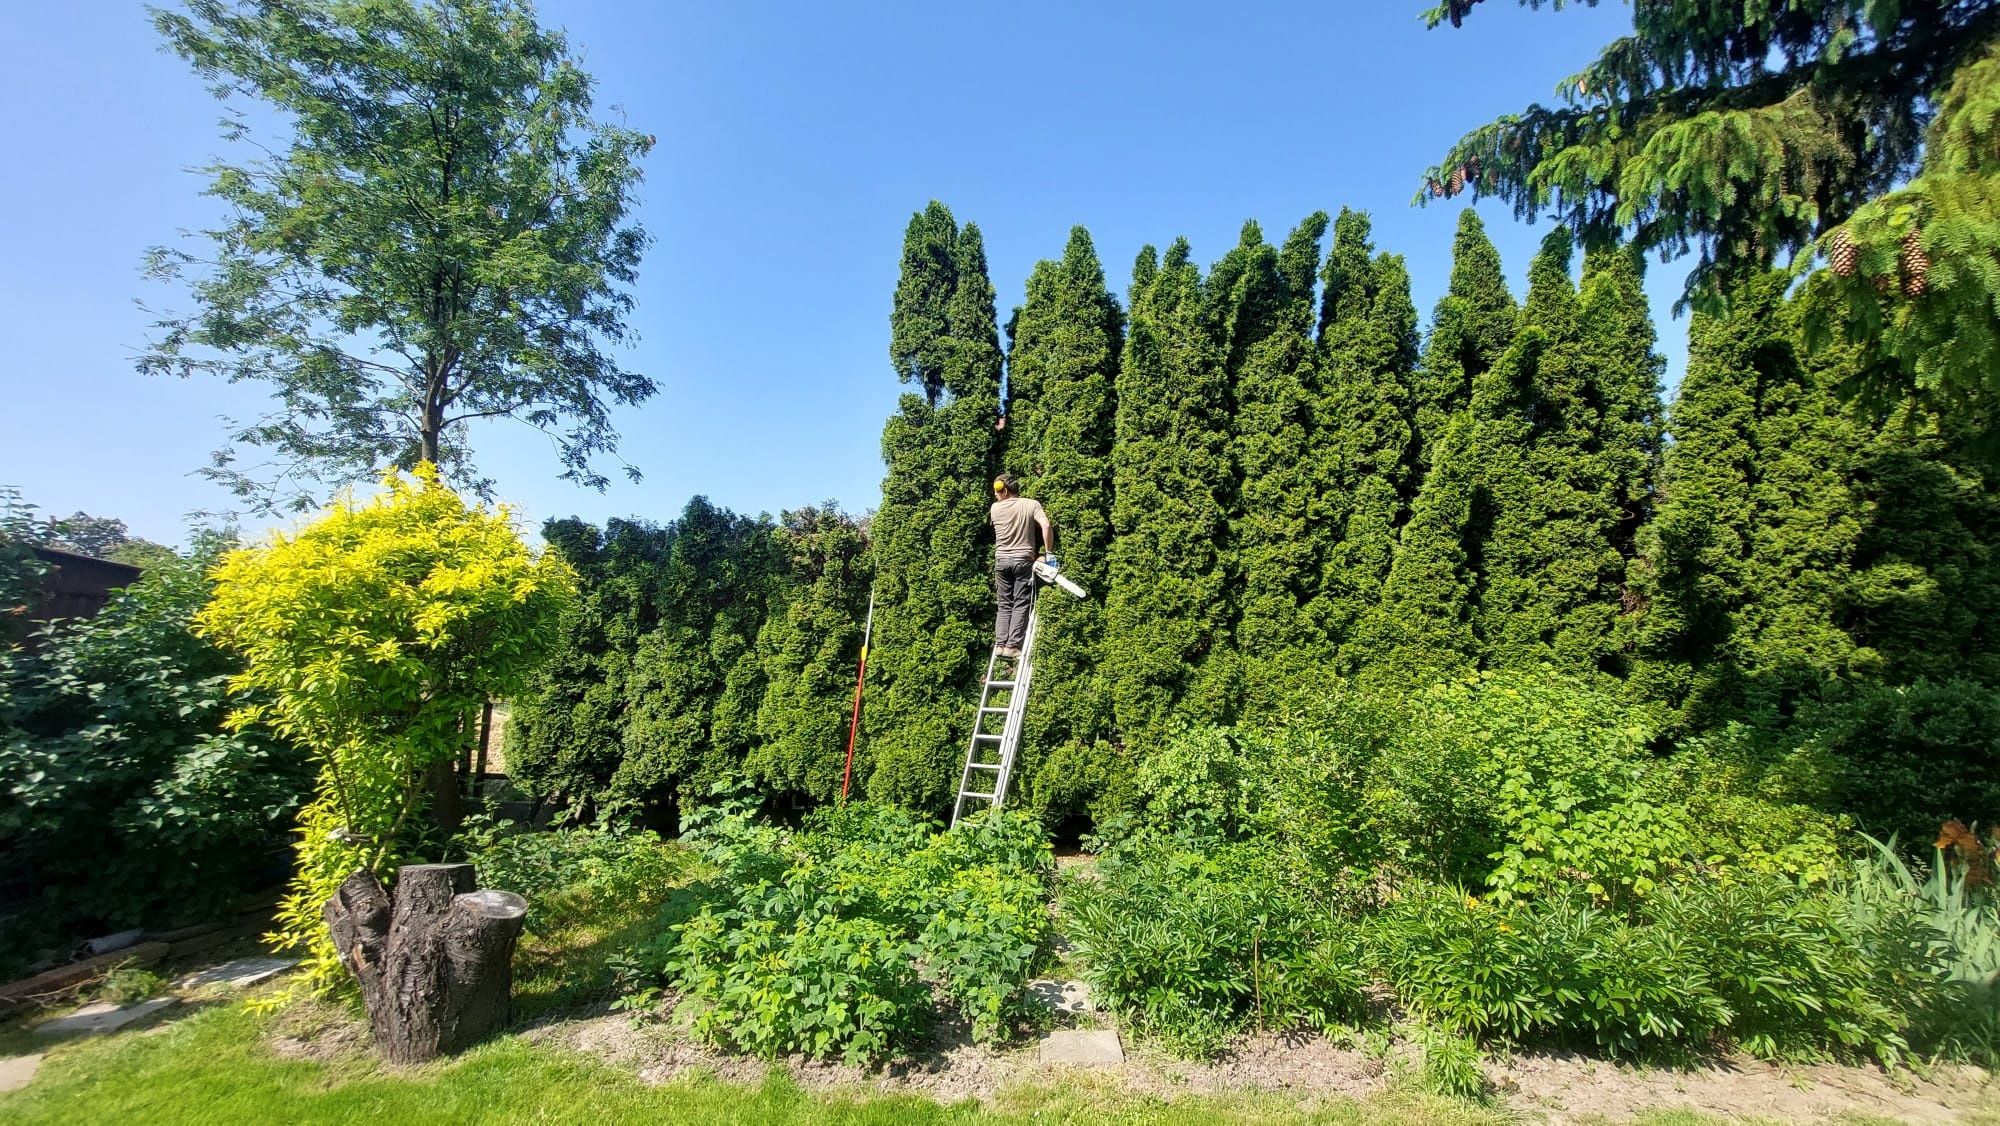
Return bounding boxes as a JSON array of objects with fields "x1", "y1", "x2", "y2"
[{"x1": 989, "y1": 496, "x2": 1047, "y2": 558}]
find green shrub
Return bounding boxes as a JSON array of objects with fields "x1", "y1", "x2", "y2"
[
  {"x1": 1364, "y1": 883, "x2": 1725, "y2": 1054},
  {"x1": 0, "y1": 540, "x2": 311, "y2": 974},
  {"x1": 1792, "y1": 678, "x2": 2000, "y2": 847},
  {"x1": 668, "y1": 905, "x2": 925, "y2": 1064},
  {"x1": 629, "y1": 802, "x2": 1052, "y2": 1061},
  {"x1": 197, "y1": 467, "x2": 575, "y2": 989},
  {"x1": 1062, "y1": 835, "x2": 1366, "y2": 1058},
  {"x1": 1255, "y1": 672, "x2": 1849, "y2": 907},
  {"x1": 459, "y1": 819, "x2": 688, "y2": 936}
]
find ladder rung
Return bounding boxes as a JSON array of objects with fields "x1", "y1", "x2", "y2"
[
  {"x1": 978, "y1": 706, "x2": 1009, "y2": 714},
  {"x1": 987, "y1": 680, "x2": 1017, "y2": 688},
  {"x1": 967, "y1": 762, "x2": 1001, "y2": 770},
  {"x1": 972, "y1": 733, "x2": 1003, "y2": 741},
  {"x1": 959, "y1": 791, "x2": 995, "y2": 801}
]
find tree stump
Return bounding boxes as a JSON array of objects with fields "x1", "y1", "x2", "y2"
[{"x1": 324, "y1": 863, "x2": 527, "y2": 1064}]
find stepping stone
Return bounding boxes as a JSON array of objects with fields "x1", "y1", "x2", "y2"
[
  {"x1": 1027, "y1": 978, "x2": 1094, "y2": 1014},
  {"x1": 34, "y1": 997, "x2": 176, "y2": 1039},
  {"x1": 1039, "y1": 1028, "x2": 1123, "y2": 1066},
  {"x1": 177, "y1": 955, "x2": 299, "y2": 991},
  {"x1": 0, "y1": 1054, "x2": 42, "y2": 1093}
]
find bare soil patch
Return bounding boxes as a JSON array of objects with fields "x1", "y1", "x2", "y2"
[{"x1": 531, "y1": 1006, "x2": 1996, "y2": 1123}]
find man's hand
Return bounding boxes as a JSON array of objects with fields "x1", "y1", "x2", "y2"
[{"x1": 1042, "y1": 553, "x2": 1061, "y2": 572}]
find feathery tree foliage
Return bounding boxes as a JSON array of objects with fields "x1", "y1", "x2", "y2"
[
  {"x1": 1410, "y1": 212, "x2": 1516, "y2": 474},
  {"x1": 145, "y1": 0, "x2": 655, "y2": 511},
  {"x1": 1632, "y1": 272, "x2": 1874, "y2": 726},
  {"x1": 1001, "y1": 228, "x2": 1123, "y2": 814},
  {"x1": 1223, "y1": 216, "x2": 1328, "y2": 711},
  {"x1": 1107, "y1": 241, "x2": 1236, "y2": 743},
  {"x1": 617, "y1": 499, "x2": 779, "y2": 815},
  {"x1": 505, "y1": 517, "x2": 672, "y2": 809},
  {"x1": 1470, "y1": 228, "x2": 1659, "y2": 673},
  {"x1": 1312, "y1": 211, "x2": 1422, "y2": 672},
  {"x1": 746, "y1": 504, "x2": 872, "y2": 804},
  {"x1": 1422, "y1": 0, "x2": 2000, "y2": 406},
  {"x1": 865, "y1": 206, "x2": 1004, "y2": 813}
]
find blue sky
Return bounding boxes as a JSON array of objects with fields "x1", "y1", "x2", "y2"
[{"x1": 0, "y1": 0, "x2": 1684, "y2": 548}]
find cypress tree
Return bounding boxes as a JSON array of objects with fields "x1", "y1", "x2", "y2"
[
  {"x1": 1001, "y1": 227, "x2": 1123, "y2": 809},
  {"x1": 506, "y1": 517, "x2": 671, "y2": 811},
  {"x1": 1470, "y1": 228, "x2": 1623, "y2": 671},
  {"x1": 1311, "y1": 210, "x2": 1422, "y2": 669},
  {"x1": 1580, "y1": 245, "x2": 1666, "y2": 575},
  {"x1": 1410, "y1": 210, "x2": 1515, "y2": 476},
  {"x1": 1347, "y1": 412, "x2": 1480, "y2": 682},
  {"x1": 618, "y1": 497, "x2": 779, "y2": 813},
  {"x1": 864, "y1": 207, "x2": 1003, "y2": 812},
  {"x1": 1106, "y1": 240, "x2": 1235, "y2": 744},
  {"x1": 1225, "y1": 215, "x2": 1330, "y2": 709},
  {"x1": 746, "y1": 503, "x2": 872, "y2": 803}
]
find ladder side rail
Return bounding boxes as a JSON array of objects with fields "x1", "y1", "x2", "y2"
[
  {"x1": 989, "y1": 597, "x2": 1039, "y2": 812},
  {"x1": 952, "y1": 645, "x2": 1009, "y2": 825}
]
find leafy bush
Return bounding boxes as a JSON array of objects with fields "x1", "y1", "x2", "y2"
[
  {"x1": 459, "y1": 818, "x2": 688, "y2": 936},
  {"x1": 623, "y1": 801, "x2": 1052, "y2": 1061},
  {"x1": 1246, "y1": 672, "x2": 1847, "y2": 906},
  {"x1": 1367, "y1": 862, "x2": 1994, "y2": 1065},
  {"x1": 1791, "y1": 678, "x2": 2000, "y2": 848},
  {"x1": 1063, "y1": 834, "x2": 1366, "y2": 1058},
  {"x1": 0, "y1": 540, "x2": 310, "y2": 973},
  {"x1": 197, "y1": 467, "x2": 575, "y2": 988}
]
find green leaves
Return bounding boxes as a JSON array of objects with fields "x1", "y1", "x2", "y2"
[
  {"x1": 145, "y1": 0, "x2": 656, "y2": 512},
  {"x1": 633, "y1": 803, "x2": 1052, "y2": 1061},
  {"x1": 197, "y1": 465, "x2": 574, "y2": 987}
]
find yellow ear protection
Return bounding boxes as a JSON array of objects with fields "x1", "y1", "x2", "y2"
[{"x1": 992, "y1": 476, "x2": 1008, "y2": 495}]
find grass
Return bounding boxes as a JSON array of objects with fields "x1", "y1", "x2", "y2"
[{"x1": 0, "y1": 1000, "x2": 1541, "y2": 1126}]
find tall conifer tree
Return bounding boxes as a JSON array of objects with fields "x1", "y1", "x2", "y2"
[
  {"x1": 1225, "y1": 215, "x2": 1330, "y2": 708},
  {"x1": 746, "y1": 504, "x2": 872, "y2": 802},
  {"x1": 1410, "y1": 211, "x2": 1515, "y2": 477},
  {"x1": 1107, "y1": 241, "x2": 1234, "y2": 743},
  {"x1": 1001, "y1": 228, "x2": 1122, "y2": 805},
  {"x1": 864, "y1": 205, "x2": 1003, "y2": 812},
  {"x1": 619, "y1": 498, "x2": 779, "y2": 810},
  {"x1": 1470, "y1": 229, "x2": 1624, "y2": 671},
  {"x1": 1347, "y1": 413, "x2": 1480, "y2": 681},
  {"x1": 1312, "y1": 211, "x2": 1422, "y2": 668}
]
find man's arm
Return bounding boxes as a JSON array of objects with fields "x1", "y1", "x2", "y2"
[{"x1": 1036, "y1": 507, "x2": 1055, "y2": 555}]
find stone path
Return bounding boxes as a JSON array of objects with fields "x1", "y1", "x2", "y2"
[
  {"x1": 33, "y1": 998, "x2": 177, "y2": 1039},
  {"x1": 1038, "y1": 1029, "x2": 1123, "y2": 1066},
  {"x1": 0, "y1": 1053, "x2": 42, "y2": 1094},
  {"x1": 177, "y1": 955, "x2": 298, "y2": 991}
]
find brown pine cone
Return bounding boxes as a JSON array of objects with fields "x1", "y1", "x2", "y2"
[
  {"x1": 1900, "y1": 228, "x2": 1930, "y2": 297},
  {"x1": 1447, "y1": 166, "x2": 1467, "y2": 195},
  {"x1": 1829, "y1": 229, "x2": 1858, "y2": 277}
]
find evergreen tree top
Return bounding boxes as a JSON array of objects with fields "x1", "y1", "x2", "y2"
[
  {"x1": 890, "y1": 201, "x2": 959, "y2": 403},
  {"x1": 1419, "y1": 0, "x2": 2000, "y2": 406}
]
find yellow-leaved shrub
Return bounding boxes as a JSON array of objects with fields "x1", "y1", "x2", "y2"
[{"x1": 196, "y1": 466, "x2": 575, "y2": 989}]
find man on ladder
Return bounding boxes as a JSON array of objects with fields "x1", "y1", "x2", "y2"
[
  {"x1": 953, "y1": 475, "x2": 1082, "y2": 826},
  {"x1": 989, "y1": 473, "x2": 1056, "y2": 660}
]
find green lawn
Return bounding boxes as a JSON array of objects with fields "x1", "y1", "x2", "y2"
[{"x1": 0, "y1": 1002, "x2": 1516, "y2": 1126}]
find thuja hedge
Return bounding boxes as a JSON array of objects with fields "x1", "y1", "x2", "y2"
[{"x1": 504, "y1": 202, "x2": 2000, "y2": 834}]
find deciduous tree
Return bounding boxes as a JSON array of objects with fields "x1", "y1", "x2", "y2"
[{"x1": 145, "y1": 0, "x2": 655, "y2": 512}]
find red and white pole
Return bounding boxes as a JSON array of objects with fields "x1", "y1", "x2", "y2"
[{"x1": 840, "y1": 586, "x2": 876, "y2": 802}]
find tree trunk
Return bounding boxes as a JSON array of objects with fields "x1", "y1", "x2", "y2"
[{"x1": 324, "y1": 863, "x2": 527, "y2": 1064}]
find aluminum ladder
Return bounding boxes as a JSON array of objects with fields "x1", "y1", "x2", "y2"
[{"x1": 950, "y1": 599, "x2": 1042, "y2": 827}]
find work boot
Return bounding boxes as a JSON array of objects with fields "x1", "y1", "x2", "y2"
[{"x1": 995, "y1": 646, "x2": 1020, "y2": 659}]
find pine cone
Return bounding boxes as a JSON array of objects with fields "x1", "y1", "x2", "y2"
[
  {"x1": 1828, "y1": 228, "x2": 1858, "y2": 277},
  {"x1": 1447, "y1": 166, "x2": 1467, "y2": 195},
  {"x1": 1900, "y1": 228, "x2": 1930, "y2": 297}
]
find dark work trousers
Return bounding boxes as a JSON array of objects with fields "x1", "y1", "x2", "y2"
[{"x1": 994, "y1": 552, "x2": 1038, "y2": 651}]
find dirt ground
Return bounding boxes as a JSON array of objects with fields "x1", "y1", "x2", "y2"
[{"x1": 516, "y1": 1007, "x2": 1997, "y2": 1123}]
